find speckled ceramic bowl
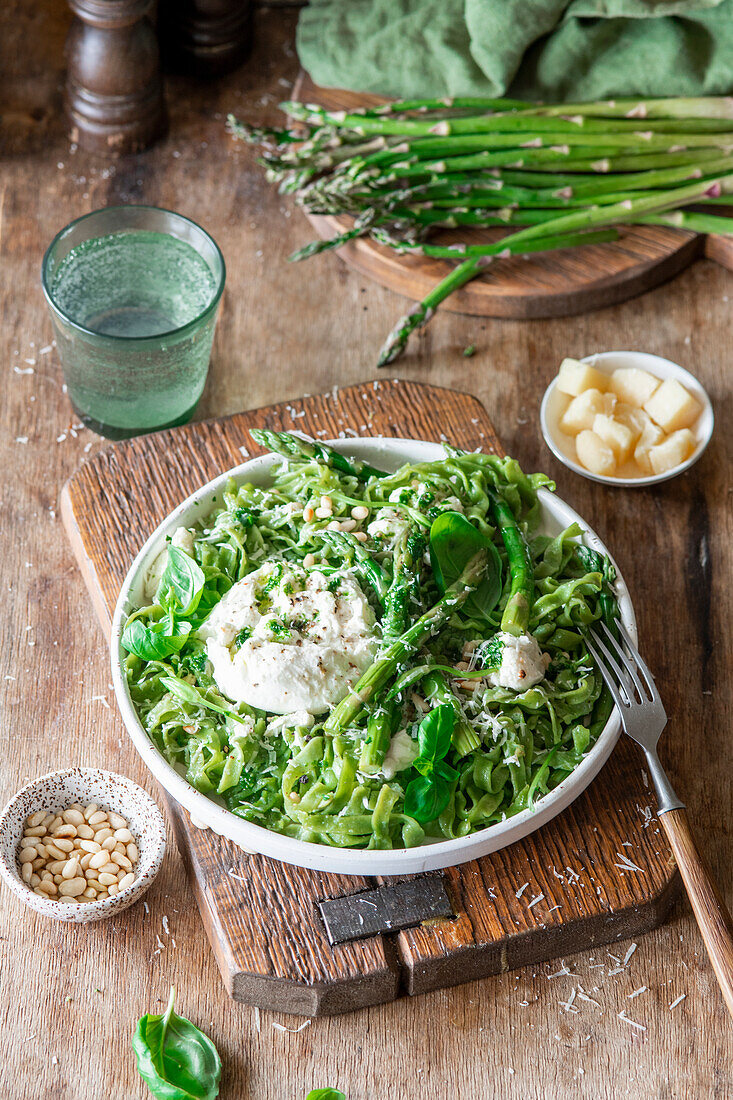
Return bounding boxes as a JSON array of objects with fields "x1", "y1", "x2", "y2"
[{"x1": 0, "y1": 769, "x2": 166, "y2": 923}]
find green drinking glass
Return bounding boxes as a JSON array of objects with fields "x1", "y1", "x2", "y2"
[{"x1": 41, "y1": 205, "x2": 226, "y2": 439}]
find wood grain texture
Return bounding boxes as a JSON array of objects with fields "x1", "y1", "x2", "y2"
[
  {"x1": 659, "y1": 808, "x2": 733, "y2": 1018},
  {"x1": 2, "y1": 2, "x2": 732, "y2": 1097},
  {"x1": 62, "y1": 378, "x2": 679, "y2": 1013},
  {"x1": 293, "y1": 74, "x2": 712, "y2": 320}
]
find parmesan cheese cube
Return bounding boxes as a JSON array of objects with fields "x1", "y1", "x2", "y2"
[
  {"x1": 556, "y1": 358, "x2": 609, "y2": 397},
  {"x1": 643, "y1": 378, "x2": 701, "y2": 433},
  {"x1": 648, "y1": 429, "x2": 696, "y2": 475},
  {"x1": 560, "y1": 389, "x2": 616, "y2": 435},
  {"x1": 634, "y1": 420, "x2": 666, "y2": 474},
  {"x1": 575, "y1": 429, "x2": 617, "y2": 476},
  {"x1": 614, "y1": 402, "x2": 649, "y2": 446},
  {"x1": 609, "y1": 367, "x2": 660, "y2": 407},
  {"x1": 592, "y1": 413, "x2": 635, "y2": 463}
]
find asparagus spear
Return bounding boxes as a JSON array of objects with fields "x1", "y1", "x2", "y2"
[
  {"x1": 325, "y1": 549, "x2": 488, "y2": 734},
  {"x1": 359, "y1": 701, "x2": 397, "y2": 771},
  {"x1": 250, "y1": 429, "x2": 386, "y2": 482},
  {"x1": 423, "y1": 671, "x2": 480, "y2": 757},
  {"x1": 319, "y1": 529, "x2": 390, "y2": 601},
  {"x1": 382, "y1": 527, "x2": 427, "y2": 644},
  {"x1": 489, "y1": 492, "x2": 533, "y2": 637}
]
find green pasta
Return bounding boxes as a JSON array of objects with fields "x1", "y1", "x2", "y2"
[{"x1": 123, "y1": 441, "x2": 617, "y2": 850}]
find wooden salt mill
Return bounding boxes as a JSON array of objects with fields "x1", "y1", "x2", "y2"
[
  {"x1": 157, "y1": 0, "x2": 253, "y2": 78},
  {"x1": 65, "y1": 0, "x2": 167, "y2": 155}
]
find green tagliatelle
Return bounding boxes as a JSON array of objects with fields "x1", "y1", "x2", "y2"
[{"x1": 123, "y1": 442, "x2": 618, "y2": 850}]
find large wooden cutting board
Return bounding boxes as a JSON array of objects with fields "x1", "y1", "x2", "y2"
[
  {"x1": 292, "y1": 74, "x2": 733, "y2": 319},
  {"x1": 60, "y1": 380, "x2": 679, "y2": 1015}
]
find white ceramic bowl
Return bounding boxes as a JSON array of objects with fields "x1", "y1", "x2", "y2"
[
  {"x1": 0, "y1": 769, "x2": 166, "y2": 922},
  {"x1": 540, "y1": 350, "x2": 714, "y2": 487},
  {"x1": 111, "y1": 438, "x2": 636, "y2": 876}
]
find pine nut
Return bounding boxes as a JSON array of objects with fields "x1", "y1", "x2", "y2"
[
  {"x1": 113, "y1": 828, "x2": 133, "y2": 844},
  {"x1": 315, "y1": 507, "x2": 331, "y2": 519},
  {"x1": 303, "y1": 553, "x2": 315, "y2": 568},
  {"x1": 107, "y1": 884, "x2": 119, "y2": 896},
  {"x1": 351, "y1": 505, "x2": 369, "y2": 521},
  {"x1": 101, "y1": 837, "x2": 117, "y2": 852},
  {"x1": 93, "y1": 828, "x2": 113, "y2": 843},
  {"x1": 52, "y1": 838, "x2": 74, "y2": 853},
  {"x1": 88, "y1": 811, "x2": 107, "y2": 826},
  {"x1": 32, "y1": 858, "x2": 45, "y2": 871},
  {"x1": 68, "y1": 802, "x2": 85, "y2": 813},
  {"x1": 118, "y1": 872, "x2": 135, "y2": 892},
  {"x1": 41, "y1": 813, "x2": 56, "y2": 828},
  {"x1": 82, "y1": 804, "x2": 98, "y2": 821},
  {"x1": 76, "y1": 823, "x2": 94, "y2": 839},
  {"x1": 21, "y1": 862, "x2": 33, "y2": 884},
  {"x1": 58, "y1": 877, "x2": 86, "y2": 897},
  {"x1": 41, "y1": 871, "x2": 54, "y2": 882},
  {"x1": 111, "y1": 852, "x2": 132, "y2": 872},
  {"x1": 79, "y1": 839, "x2": 101, "y2": 853},
  {"x1": 79, "y1": 853, "x2": 93, "y2": 870},
  {"x1": 126, "y1": 843, "x2": 138, "y2": 864},
  {"x1": 46, "y1": 860, "x2": 66, "y2": 874},
  {"x1": 61, "y1": 859, "x2": 80, "y2": 880},
  {"x1": 29, "y1": 874, "x2": 40, "y2": 887},
  {"x1": 85, "y1": 868, "x2": 99, "y2": 881},
  {"x1": 24, "y1": 825, "x2": 46, "y2": 837},
  {"x1": 58, "y1": 896, "x2": 79, "y2": 905},
  {"x1": 114, "y1": 843, "x2": 126, "y2": 855},
  {"x1": 27, "y1": 811, "x2": 47, "y2": 828},
  {"x1": 303, "y1": 506, "x2": 315, "y2": 523},
  {"x1": 89, "y1": 850, "x2": 112, "y2": 870},
  {"x1": 62, "y1": 809, "x2": 85, "y2": 826},
  {"x1": 82, "y1": 887, "x2": 98, "y2": 900},
  {"x1": 107, "y1": 812, "x2": 127, "y2": 830},
  {"x1": 37, "y1": 880, "x2": 57, "y2": 896},
  {"x1": 320, "y1": 495, "x2": 333, "y2": 513},
  {"x1": 44, "y1": 843, "x2": 66, "y2": 861},
  {"x1": 354, "y1": 531, "x2": 368, "y2": 543},
  {"x1": 326, "y1": 519, "x2": 340, "y2": 530},
  {"x1": 49, "y1": 816, "x2": 63, "y2": 831},
  {"x1": 53, "y1": 824, "x2": 77, "y2": 839},
  {"x1": 19, "y1": 848, "x2": 37, "y2": 864},
  {"x1": 20, "y1": 836, "x2": 42, "y2": 849},
  {"x1": 98, "y1": 872, "x2": 117, "y2": 886},
  {"x1": 53, "y1": 875, "x2": 63, "y2": 885},
  {"x1": 339, "y1": 519, "x2": 357, "y2": 532}
]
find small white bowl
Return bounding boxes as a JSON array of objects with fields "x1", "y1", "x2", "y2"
[
  {"x1": 540, "y1": 350, "x2": 714, "y2": 487},
  {"x1": 0, "y1": 769, "x2": 166, "y2": 923}
]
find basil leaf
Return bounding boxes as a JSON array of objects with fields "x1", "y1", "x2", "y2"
[
  {"x1": 122, "y1": 619, "x2": 191, "y2": 661},
  {"x1": 415, "y1": 703, "x2": 455, "y2": 767},
  {"x1": 132, "y1": 986, "x2": 221, "y2": 1100},
  {"x1": 429, "y1": 511, "x2": 502, "y2": 624},
  {"x1": 159, "y1": 675, "x2": 249, "y2": 725},
  {"x1": 305, "y1": 1092, "x2": 346, "y2": 1100},
  {"x1": 157, "y1": 546, "x2": 205, "y2": 616},
  {"x1": 403, "y1": 773, "x2": 452, "y2": 823}
]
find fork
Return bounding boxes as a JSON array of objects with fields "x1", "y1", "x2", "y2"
[{"x1": 587, "y1": 619, "x2": 733, "y2": 1018}]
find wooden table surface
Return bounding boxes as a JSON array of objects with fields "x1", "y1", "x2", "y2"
[{"x1": 2, "y1": 4, "x2": 731, "y2": 1098}]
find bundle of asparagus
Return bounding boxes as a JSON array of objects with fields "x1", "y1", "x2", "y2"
[{"x1": 228, "y1": 96, "x2": 733, "y2": 365}]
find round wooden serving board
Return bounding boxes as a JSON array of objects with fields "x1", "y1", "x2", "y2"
[{"x1": 294, "y1": 74, "x2": 733, "y2": 319}]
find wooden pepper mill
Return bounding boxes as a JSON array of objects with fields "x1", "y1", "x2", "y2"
[
  {"x1": 157, "y1": 0, "x2": 253, "y2": 78},
  {"x1": 65, "y1": 0, "x2": 167, "y2": 155}
]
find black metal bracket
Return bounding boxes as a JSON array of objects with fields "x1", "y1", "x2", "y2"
[{"x1": 318, "y1": 876, "x2": 454, "y2": 946}]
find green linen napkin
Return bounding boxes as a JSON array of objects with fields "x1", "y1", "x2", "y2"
[{"x1": 297, "y1": 0, "x2": 733, "y2": 101}]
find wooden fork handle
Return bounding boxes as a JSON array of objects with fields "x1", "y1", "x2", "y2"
[{"x1": 660, "y1": 807, "x2": 733, "y2": 1018}]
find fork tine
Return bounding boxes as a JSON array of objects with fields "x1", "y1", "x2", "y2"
[
  {"x1": 613, "y1": 618, "x2": 660, "y2": 702},
  {"x1": 588, "y1": 629, "x2": 637, "y2": 703},
  {"x1": 598, "y1": 621, "x2": 648, "y2": 701},
  {"x1": 585, "y1": 637, "x2": 630, "y2": 710}
]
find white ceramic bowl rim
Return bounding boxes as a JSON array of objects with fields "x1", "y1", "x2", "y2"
[
  {"x1": 111, "y1": 437, "x2": 636, "y2": 876},
  {"x1": 0, "y1": 768, "x2": 166, "y2": 920},
  {"x1": 540, "y1": 350, "x2": 714, "y2": 488}
]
